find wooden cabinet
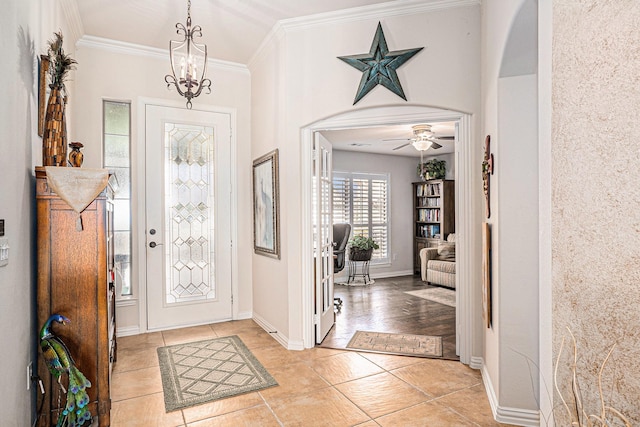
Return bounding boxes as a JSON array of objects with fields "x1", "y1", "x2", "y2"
[
  {"x1": 413, "y1": 180, "x2": 455, "y2": 274},
  {"x1": 36, "y1": 167, "x2": 116, "y2": 427}
]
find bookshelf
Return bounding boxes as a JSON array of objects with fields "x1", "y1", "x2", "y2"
[{"x1": 412, "y1": 180, "x2": 455, "y2": 274}]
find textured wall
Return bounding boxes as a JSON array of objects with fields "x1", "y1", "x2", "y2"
[{"x1": 553, "y1": 2, "x2": 640, "y2": 423}]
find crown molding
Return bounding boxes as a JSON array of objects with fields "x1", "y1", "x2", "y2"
[
  {"x1": 76, "y1": 35, "x2": 250, "y2": 75},
  {"x1": 59, "y1": 0, "x2": 85, "y2": 46},
  {"x1": 248, "y1": 0, "x2": 480, "y2": 67}
]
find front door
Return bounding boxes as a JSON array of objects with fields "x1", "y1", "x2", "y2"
[
  {"x1": 315, "y1": 133, "x2": 334, "y2": 343},
  {"x1": 145, "y1": 104, "x2": 232, "y2": 330}
]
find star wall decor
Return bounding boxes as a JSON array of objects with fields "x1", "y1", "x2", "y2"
[{"x1": 338, "y1": 22, "x2": 423, "y2": 105}]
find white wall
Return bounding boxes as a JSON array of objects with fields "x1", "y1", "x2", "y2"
[
  {"x1": 0, "y1": 0, "x2": 75, "y2": 424},
  {"x1": 332, "y1": 151, "x2": 418, "y2": 279},
  {"x1": 250, "y1": 3, "x2": 482, "y2": 350},
  {"x1": 72, "y1": 41, "x2": 253, "y2": 334},
  {"x1": 497, "y1": 74, "x2": 538, "y2": 410},
  {"x1": 481, "y1": 0, "x2": 541, "y2": 423}
]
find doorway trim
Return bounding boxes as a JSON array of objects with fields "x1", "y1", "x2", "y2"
[
  {"x1": 135, "y1": 97, "x2": 239, "y2": 333},
  {"x1": 300, "y1": 105, "x2": 476, "y2": 365}
]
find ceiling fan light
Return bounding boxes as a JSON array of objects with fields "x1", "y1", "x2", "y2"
[
  {"x1": 412, "y1": 124, "x2": 433, "y2": 139},
  {"x1": 412, "y1": 139, "x2": 432, "y2": 151}
]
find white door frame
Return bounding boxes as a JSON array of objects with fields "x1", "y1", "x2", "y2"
[
  {"x1": 136, "y1": 97, "x2": 239, "y2": 333},
  {"x1": 300, "y1": 105, "x2": 477, "y2": 365}
]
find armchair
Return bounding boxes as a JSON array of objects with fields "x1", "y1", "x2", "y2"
[{"x1": 420, "y1": 233, "x2": 456, "y2": 289}]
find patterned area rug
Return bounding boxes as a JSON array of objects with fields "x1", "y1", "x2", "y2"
[
  {"x1": 347, "y1": 331, "x2": 443, "y2": 357},
  {"x1": 157, "y1": 335, "x2": 278, "y2": 412},
  {"x1": 405, "y1": 287, "x2": 456, "y2": 308}
]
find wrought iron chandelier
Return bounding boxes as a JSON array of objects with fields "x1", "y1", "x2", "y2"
[{"x1": 165, "y1": 0, "x2": 211, "y2": 109}]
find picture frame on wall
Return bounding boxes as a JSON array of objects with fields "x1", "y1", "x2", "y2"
[
  {"x1": 38, "y1": 54, "x2": 50, "y2": 137},
  {"x1": 252, "y1": 149, "x2": 280, "y2": 259}
]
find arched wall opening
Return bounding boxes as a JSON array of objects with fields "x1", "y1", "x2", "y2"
[{"x1": 298, "y1": 105, "x2": 480, "y2": 366}]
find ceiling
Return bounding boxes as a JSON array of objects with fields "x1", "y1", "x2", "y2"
[
  {"x1": 74, "y1": 0, "x2": 456, "y2": 158},
  {"x1": 75, "y1": 0, "x2": 394, "y2": 64},
  {"x1": 321, "y1": 122, "x2": 456, "y2": 158}
]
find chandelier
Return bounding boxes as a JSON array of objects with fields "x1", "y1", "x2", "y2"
[{"x1": 165, "y1": 0, "x2": 211, "y2": 109}]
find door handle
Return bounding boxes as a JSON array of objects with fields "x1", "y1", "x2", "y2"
[{"x1": 149, "y1": 241, "x2": 163, "y2": 248}]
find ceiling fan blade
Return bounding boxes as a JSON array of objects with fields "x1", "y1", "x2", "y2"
[
  {"x1": 434, "y1": 136, "x2": 455, "y2": 141},
  {"x1": 430, "y1": 142, "x2": 443, "y2": 149},
  {"x1": 392, "y1": 142, "x2": 410, "y2": 150},
  {"x1": 383, "y1": 138, "x2": 410, "y2": 142}
]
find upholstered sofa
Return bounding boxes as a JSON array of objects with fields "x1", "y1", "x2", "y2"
[{"x1": 420, "y1": 233, "x2": 456, "y2": 289}]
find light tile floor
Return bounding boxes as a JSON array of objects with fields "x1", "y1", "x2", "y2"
[{"x1": 110, "y1": 320, "x2": 513, "y2": 426}]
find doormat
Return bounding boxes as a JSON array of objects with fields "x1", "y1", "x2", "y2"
[
  {"x1": 347, "y1": 331, "x2": 443, "y2": 357},
  {"x1": 157, "y1": 335, "x2": 278, "y2": 412},
  {"x1": 405, "y1": 287, "x2": 456, "y2": 308}
]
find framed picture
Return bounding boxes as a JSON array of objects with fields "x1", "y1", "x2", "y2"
[
  {"x1": 252, "y1": 149, "x2": 280, "y2": 259},
  {"x1": 482, "y1": 222, "x2": 492, "y2": 328},
  {"x1": 38, "y1": 54, "x2": 50, "y2": 137}
]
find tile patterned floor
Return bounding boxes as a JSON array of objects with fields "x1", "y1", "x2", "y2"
[{"x1": 111, "y1": 320, "x2": 512, "y2": 426}]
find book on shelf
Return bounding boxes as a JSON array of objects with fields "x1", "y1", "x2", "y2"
[
  {"x1": 417, "y1": 224, "x2": 441, "y2": 238},
  {"x1": 417, "y1": 208, "x2": 440, "y2": 222}
]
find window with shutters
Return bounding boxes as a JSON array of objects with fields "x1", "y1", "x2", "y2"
[{"x1": 333, "y1": 172, "x2": 390, "y2": 264}]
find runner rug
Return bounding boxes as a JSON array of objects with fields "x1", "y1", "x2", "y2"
[
  {"x1": 347, "y1": 331, "x2": 443, "y2": 357},
  {"x1": 405, "y1": 287, "x2": 456, "y2": 308},
  {"x1": 157, "y1": 335, "x2": 278, "y2": 411}
]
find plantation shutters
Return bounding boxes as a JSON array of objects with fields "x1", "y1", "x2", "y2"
[{"x1": 332, "y1": 172, "x2": 389, "y2": 263}]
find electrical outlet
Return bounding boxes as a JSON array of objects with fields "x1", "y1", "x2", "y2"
[{"x1": 27, "y1": 362, "x2": 32, "y2": 390}]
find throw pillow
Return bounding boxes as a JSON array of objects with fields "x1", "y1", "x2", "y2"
[{"x1": 437, "y1": 242, "x2": 456, "y2": 262}]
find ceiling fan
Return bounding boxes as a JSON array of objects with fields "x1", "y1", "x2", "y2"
[{"x1": 385, "y1": 124, "x2": 454, "y2": 151}]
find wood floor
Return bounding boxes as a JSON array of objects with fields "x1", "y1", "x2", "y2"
[{"x1": 319, "y1": 275, "x2": 458, "y2": 360}]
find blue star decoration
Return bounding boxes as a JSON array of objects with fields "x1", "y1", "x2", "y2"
[{"x1": 338, "y1": 22, "x2": 423, "y2": 105}]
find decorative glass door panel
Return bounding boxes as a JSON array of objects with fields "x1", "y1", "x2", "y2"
[{"x1": 164, "y1": 123, "x2": 216, "y2": 304}]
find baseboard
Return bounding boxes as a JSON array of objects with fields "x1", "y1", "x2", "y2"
[
  {"x1": 335, "y1": 269, "x2": 415, "y2": 282},
  {"x1": 116, "y1": 326, "x2": 140, "y2": 337},
  {"x1": 371, "y1": 269, "x2": 415, "y2": 279},
  {"x1": 236, "y1": 310, "x2": 253, "y2": 320},
  {"x1": 481, "y1": 361, "x2": 541, "y2": 427},
  {"x1": 252, "y1": 313, "x2": 304, "y2": 350},
  {"x1": 469, "y1": 355, "x2": 483, "y2": 370}
]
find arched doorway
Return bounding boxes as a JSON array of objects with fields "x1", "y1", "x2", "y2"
[{"x1": 299, "y1": 105, "x2": 478, "y2": 366}]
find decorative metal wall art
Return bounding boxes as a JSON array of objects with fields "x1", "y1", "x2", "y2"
[
  {"x1": 482, "y1": 135, "x2": 494, "y2": 218},
  {"x1": 338, "y1": 22, "x2": 423, "y2": 105}
]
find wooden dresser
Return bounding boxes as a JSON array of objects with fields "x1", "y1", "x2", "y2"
[{"x1": 35, "y1": 167, "x2": 117, "y2": 427}]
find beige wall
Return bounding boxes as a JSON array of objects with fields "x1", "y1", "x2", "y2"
[
  {"x1": 250, "y1": 3, "x2": 482, "y2": 350},
  {"x1": 0, "y1": 0, "x2": 77, "y2": 423},
  {"x1": 72, "y1": 42, "x2": 253, "y2": 334},
  {"x1": 552, "y1": 2, "x2": 640, "y2": 423}
]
